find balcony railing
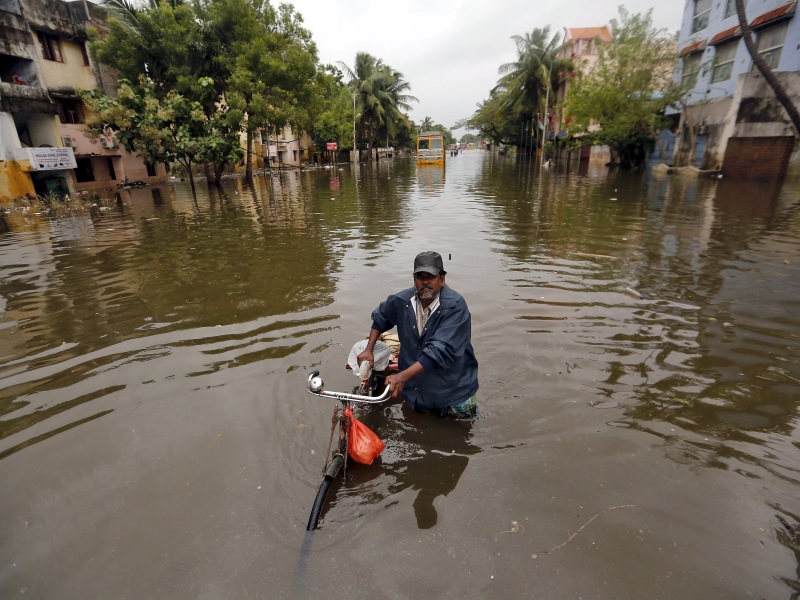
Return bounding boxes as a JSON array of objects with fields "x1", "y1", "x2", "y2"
[
  {"x1": 0, "y1": 80, "x2": 50, "y2": 103},
  {"x1": 692, "y1": 10, "x2": 710, "y2": 33}
]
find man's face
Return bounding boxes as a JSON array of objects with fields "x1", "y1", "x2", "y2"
[{"x1": 414, "y1": 271, "x2": 445, "y2": 302}]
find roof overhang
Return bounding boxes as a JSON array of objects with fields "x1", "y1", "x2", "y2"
[
  {"x1": 710, "y1": 25, "x2": 741, "y2": 45},
  {"x1": 679, "y1": 39, "x2": 707, "y2": 57},
  {"x1": 750, "y1": 1, "x2": 797, "y2": 30}
]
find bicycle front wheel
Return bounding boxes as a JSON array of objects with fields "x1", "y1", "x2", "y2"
[{"x1": 306, "y1": 453, "x2": 345, "y2": 531}]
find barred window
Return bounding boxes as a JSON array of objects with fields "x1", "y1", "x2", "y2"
[
  {"x1": 682, "y1": 53, "x2": 703, "y2": 88},
  {"x1": 693, "y1": 0, "x2": 712, "y2": 33},
  {"x1": 711, "y1": 42, "x2": 737, "y2": 83},
  {"x1": 756, "y1": 22, "x2": 788, "y2": 70}
]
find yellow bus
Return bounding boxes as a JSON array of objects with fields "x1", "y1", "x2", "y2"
[{"x1": 416, "y1": 131, "x2": 445, "y2": 165}]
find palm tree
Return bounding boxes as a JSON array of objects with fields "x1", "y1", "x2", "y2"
[
  {"x1": 494, "y1": 27, "x2": 572, "y2": 149},
  {"x1": 339, "y1": 52, "x2": 417, "y2": 160},
  {"x1": 419, "y1": 116, "x2": 434, "y2": 132}
]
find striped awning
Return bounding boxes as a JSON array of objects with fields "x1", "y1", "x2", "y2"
[
  {"x1": 710, "y1": 25, "x2": 741, "y2": 45},
  {"x1": 679, "y1": 39, "x2": 706, "y2": 57},
  {"x1": 750, "y1": 1, "x2": 796, "y2": 30}
]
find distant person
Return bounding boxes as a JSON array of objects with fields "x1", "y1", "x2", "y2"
[{"x1": 357, "y1": 251, "x2": 479, "y2": 418}]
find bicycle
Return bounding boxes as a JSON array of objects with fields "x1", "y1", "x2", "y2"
[{"x1": 304, "y1": 366, "x2": 395, "y2": 531}]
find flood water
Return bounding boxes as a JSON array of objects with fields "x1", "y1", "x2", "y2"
[{"x1": 1, "y1": 152, "x2": 799, "y2": 599}]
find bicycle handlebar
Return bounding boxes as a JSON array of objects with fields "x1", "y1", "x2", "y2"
[{"x1": 306, "y1": 370, "x2": 392, "y2": 404}]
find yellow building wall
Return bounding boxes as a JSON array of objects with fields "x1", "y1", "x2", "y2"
[
  {"x1": 0, "y1": 160, "x2": 35, "y2": 202},
  {"x1": 38, "y1": 39, "x2": 96, "y2": 92}
]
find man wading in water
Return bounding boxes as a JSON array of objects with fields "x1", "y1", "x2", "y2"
[{"x1": 357, "y1": 251, "x2": 479, "y2": 418}]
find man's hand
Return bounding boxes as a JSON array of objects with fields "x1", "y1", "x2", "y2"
[
  {"x1": 385, "y1": 372, "x2": 408, "y2": 399},
  {"x1": 384, "y1": 361, "x2": 425, "y2": 399},
  {"x1": 356, "y1": 348, "x2": 374, "y2": 369}
]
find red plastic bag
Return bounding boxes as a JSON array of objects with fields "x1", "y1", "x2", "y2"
[{"x1": 344, "y1": 407, "x2": 385, "y2": 465}]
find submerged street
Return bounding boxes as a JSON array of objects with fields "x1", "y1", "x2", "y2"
[{"x1": 1, "y1": 152, "x2": 799, "y2": 598}]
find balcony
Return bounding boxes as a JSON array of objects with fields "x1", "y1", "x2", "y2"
[{"x1": 0, "y1": 81, "x2": 56, "y2": 114}]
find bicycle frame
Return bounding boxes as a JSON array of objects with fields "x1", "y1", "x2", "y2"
[{"x1": 305, "y1": 369, "x2": 392, "y2": 531}]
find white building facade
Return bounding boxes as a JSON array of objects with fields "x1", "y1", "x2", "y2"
[{"x1": 674, "y1": 0, "x2": 799, "y2": 176}]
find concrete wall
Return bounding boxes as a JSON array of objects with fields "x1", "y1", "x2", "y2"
[
  {"x1": 674, "y1": 97, "x2": 733, "y2": 169},
  {"x1": 675, "y1": 71, "x2": 800, "y2": 173}
]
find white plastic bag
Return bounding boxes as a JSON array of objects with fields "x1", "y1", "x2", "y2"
[{"x1": 347, "y1": 339, "x2": 392, "y2": 378}]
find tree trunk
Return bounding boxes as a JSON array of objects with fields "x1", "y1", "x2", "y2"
[
  {"x1": 214, "y1": 162, "x2": 225, "y2": 182},
  {"x1": 245, "y1": 127, "x2": 254, "y2": 182},
  {"x1": 735, "y1": 0, "x2": 800, "y2": 134},
  {"x1": 186, "y1": 161, "x2": 196, "y2": 198},
  {"x1": 648, "y1": 126, "x2": 670, "y2": 163},
  {"x1": 203, "y1": 161, "x2": 216, "y2": 184}
]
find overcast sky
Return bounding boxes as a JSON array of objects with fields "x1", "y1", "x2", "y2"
[{"x1": 286, "y1": 0, "x2": 685, "y2": 138}]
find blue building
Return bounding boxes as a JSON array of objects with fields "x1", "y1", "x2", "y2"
[{"x1": 673, "y1": 0, "x2": 799, "y2": 177}]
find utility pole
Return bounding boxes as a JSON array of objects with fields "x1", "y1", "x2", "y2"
[{"x1": 541, "y1": 67, "x2": 550, "y2": 172}]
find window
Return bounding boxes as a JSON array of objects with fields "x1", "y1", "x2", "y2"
[
  {"x1": 692, "y1": 0, "x2": 712, "y2": 32},
  {"x1": 146, "y1": 162, "x2": 157, "y2": 177},
  {"x1": 75, "y1": 158, "x2": 95, "y2": 182},
  {"x1": 756, "y1": 22, "x2": 788, "y2": 70},
  {"x1": 724, "y1": 0, "x2": 747, "y2": 19},
  {"x1": 80, "y1": 42, "x2": 90, "y2": 66},
  {"x1": 56, "y1": 99, "x2": 84, "y2": 124},
  {"x1": 711, "y1": 42, "x2": 737, "y2": 82},
  {"x1": 37, "y1": 31, "x2": 63, "y2": 62},
  {"x1": 682, "y1": 53, "x2": 703, "y2": 87}
]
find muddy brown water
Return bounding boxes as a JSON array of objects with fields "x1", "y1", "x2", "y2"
[{"x1": 1, "y1": 153, "x2": 799, "y2": 599}]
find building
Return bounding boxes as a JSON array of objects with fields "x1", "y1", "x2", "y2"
[
  {"x1": 0, "y1": 0, "x2": 166, "y2": 202},
  {"x1": 250, "y1": 126, "x2": 314, "y2": 169},
  {"x1": 554, "y1": 26, "x2": 614, "y2": 162},
  {"x1": 674, "y1": 0, "x2": 799, "y2": 177}
]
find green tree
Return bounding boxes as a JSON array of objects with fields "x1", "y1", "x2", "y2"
[
  {"x1": 93, "y1": 0, "x2": 321, "y2": 181},
  {"x1": 562, "y1": 7, "x2": 683, "y2": 169},
  {"x1": 82, "y1": 78, "x2": 243, "y2": 194},
  {"x1": 339, "y1": 52, "x2": 417, "y2": 160},
  {"x1": 466, "y1": 90, "x2": 523, "y2": 146},
  {"x1": 94, "y1": 1, "x2": 200, "y2": 96},
  {"x1": 200, "y1": 0, "x2": 318, "y2": 180},
  {"x1": 468, "y1": 27, "x2": 571, "y2": 152},
  {"x1": 496, "y1": 27, "x2": 570, "y2": 126},
  {"x1": 313, "y1": 81, "x2": 355, "y2": 151},
  {"x1": 93, "y1": 0, "x2": 234, "y2": 180}
]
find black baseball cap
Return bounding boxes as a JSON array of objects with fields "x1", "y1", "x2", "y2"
[{"x1": 413, "y1": 251, "x2": 446, "y2": 276}]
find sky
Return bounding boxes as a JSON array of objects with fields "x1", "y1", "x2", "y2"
[{"x1": 285, "y1": 0, "x2": 685, "y2": 139}]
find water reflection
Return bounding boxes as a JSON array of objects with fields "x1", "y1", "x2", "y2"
[
  {"x1": 317, "y1": 400, "x2": 478, "y2": 530},
  {"x1": 1, "y1": 156, "x2": 800, "y2": 597},
  {"x1": 416, "y1": 164, "x2": 445, "y2": 198}
]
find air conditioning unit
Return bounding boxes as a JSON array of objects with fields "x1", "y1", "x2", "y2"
[
  {"x1": 100, "y1": 135, "x2": 118, "y2": 149},
  {"x1": 61, "y1": 135, "x2": 77, "y2": 148}
]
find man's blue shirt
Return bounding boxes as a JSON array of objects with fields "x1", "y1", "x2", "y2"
[{"x1": 370, "y1": 285, "x2": 479, "y2": 412}]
